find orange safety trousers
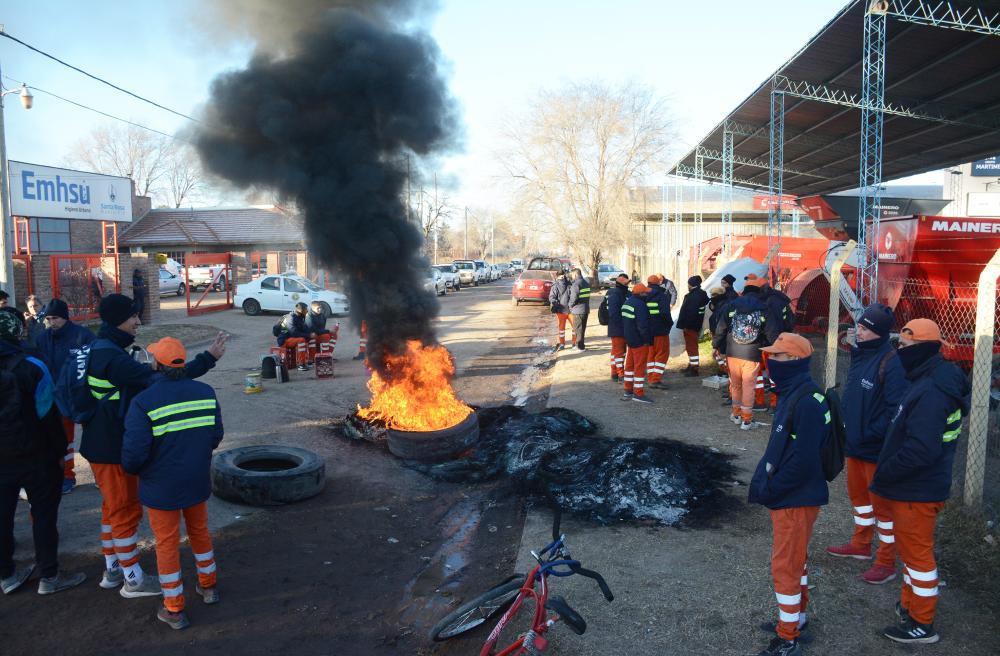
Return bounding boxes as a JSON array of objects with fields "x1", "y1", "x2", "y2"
[
  {"x1": 91, "y1": 464, "x2": 143, "y2": 571},
  {"x1": 283, "y1": 337, "x2": 309, "y2": 366},
  {"x1": 358, "y1": 320, "x2": 368, "y2": 355},
  {"x1": 148, "y1": 502, "x2": 217, "y2": 613},
  {"x1": 757, "y1": 352, "x2": 771, "y2": 409},
  {"x1": 555, "y1": 313, "x2": 573, "y2": 346},
  {"x1": 624, "y1": 345, "x2": 649, "y2": 397},
  {"x1": 845, "y1": 457, "x2": 896, "y2": 567},
  {"x1": 683, "y1": 329, "x2": 700, "y2": 369},
  {"x1": 728, "y1": 357, "x2": 760, "y2": 422},
  {"x1": 647, "y1": 335, "x2": 670, "y2": 384},
  {"x1": 610, "y1": 337, "x2": 627, "y2": 377},
  {"x1": 886, "y1": 499, "x2": 943, "y2": 625},
  {"x1": 308, "y1": 332, "x2": 335, "y2": 362},
  {"x1": 61, "y1": 417, "x2": 76, "y2": 481},
  {"x1": 770, "y1": 506, "x2": 820, "y2": 641}
]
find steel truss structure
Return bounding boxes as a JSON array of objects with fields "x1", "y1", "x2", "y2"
[{"x1": 884, "y1": 0, "x2": 1000, "y2": 33}]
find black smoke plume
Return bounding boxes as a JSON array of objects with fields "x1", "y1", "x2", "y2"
[{"x1": 193, "y1": 4, "x2": 458, "y2": 370}]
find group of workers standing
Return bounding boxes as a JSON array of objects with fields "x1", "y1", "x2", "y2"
[
  {"x1": 548, "y1": 268, "x2": 593, "y2": 350},
  {"x1": 0, "y1": 291, "x2": 227, "y2": 631}
]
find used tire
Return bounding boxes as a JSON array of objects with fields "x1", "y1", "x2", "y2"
[
  {"x1": 387, "y1": 412, "x2": 479, "y2": 462},
  {"x1": 212, "y1": 445, "x2": 325, "y2": 506},
  {"x1": 430, "y1": 576, "x2": 524, "y2": 641},
  {"x1": 243, "y1": 299, "x2": 262, "y2": 316}
]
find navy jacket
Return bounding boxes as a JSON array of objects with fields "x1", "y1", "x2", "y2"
[
  {"x1": 645, "y1": 285, "x2": 673, "y2": 337},
  {"x1": 606, "y1": 283, "x2": 628, "y2": 338},
  {"x1": 677, "y1": 287, "x2": 710, "y2": 331},
  {"x1": 304, "y1": 310, "x2": 330, "y2": 335},
  {"x1": 122, "y1": 377, "x2": 223, "y2": 510},
  {"x1": 871, "y1": 351, "x2": 970, "y2": 503},
  {"x1": 0, "y1": 340, "x2": 65, "y2": 464},
  {"x1": 842, "y1": 337, "x2": 908, "y2": 462},
  {"x1": 749, "y1": 358, "x2": 830, "y2": 509},
  {"x1": 707, "y1": 294, "x2": 730, "y2": 335},
  {"x1": 276, "y1": 312, "x2": 310, "y2": 346},
  {"x1": 621, "y1": 293, "x2": 652, "y2": 348},
  {"x1": 36, "y1": 321, "x2": 96, "y2": 381},
  {"x1": 568, "y1": 277, "x2": 591, "y2": 315},
  {"x1": 762, "y1": 287, "x2": 795, "y2": 333},
  {"x1": 549, "y1": 277, "x2": 571, "y2": 313},
  {"x1": 79, "y1": 324, "x2": 217, "y2": 464},
  {"x1": 712, "y1": 292, "x2": 769, "y2": 362}
]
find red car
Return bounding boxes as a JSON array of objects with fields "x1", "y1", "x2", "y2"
[{"x1": 513, "y1": 270, "x2": 555, "y2": 306}]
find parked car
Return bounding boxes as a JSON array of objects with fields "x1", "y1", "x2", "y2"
[
  {"x1": 596, "y1": 263, "x2": 626, "y2": 288},
  {"x1": 499, "y1": 263, "x2": 515, "y2": 277},
  {"x1": 474, "y1": 260, "x2": 489, "y2": 283},
  {"x1": 511, "y1": 259, "x2": 524, "y2": 273},
  {"x1": 512, "y1": 270, "x2": 556, "y2": 306},
  {"x1": 186, "y1": 264, "x2": 229, "y2": 292},
  {"x1": 527, "y1": 257, "x2": 568, "y2": 273},
  {"x1": 158, "y1": 268, "x2": 186, "y2": 296},
  {"x1": 453, "y1": 259, "x2": 478, "y2": 286},
  {"x1": 433, "y1": 264, "x2": 461, "y2": 290},
  {"x1": 490, "y1": 264, "x2": 502, "y2": 281},
  {"x1": 424, "y1": 268, "x2": 447, "y2": 296},
  {"x1": 235, "y1": 273, "x2": 350, "y2": 316}
]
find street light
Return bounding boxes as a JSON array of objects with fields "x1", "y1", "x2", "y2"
[{"x1": 0, "y1": 70, "x2": 34, "y2": 305}]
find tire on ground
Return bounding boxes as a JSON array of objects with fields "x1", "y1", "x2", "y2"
[
  {"x1": 211, "y1": 445, "x2": 326, "y2": 506},
  {"x1": 387, "y1": 412, "x2": 479, "y2": 462},
  {"x1": 429, "y1": 576, "x2": 524, "y2": 641}
]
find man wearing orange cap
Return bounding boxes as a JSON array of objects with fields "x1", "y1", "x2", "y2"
[
  {"x1": 122, "y1": 337, "x2": 224, "y2": 630},
  {"x1": 749, "y1": 333, "x2": 830, "y2": 656},
  {"x1": 870, "y1": 319, "x2": 969, "y2": 645},
  {"x1": 621, "y1": 283, "x2": 653, "y2": 404}
]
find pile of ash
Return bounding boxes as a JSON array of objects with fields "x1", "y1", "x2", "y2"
[{"x1": 338, "y1": 406, "x2": 740, "y2": 527}]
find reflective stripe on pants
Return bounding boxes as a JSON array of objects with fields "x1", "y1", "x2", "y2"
[
  {"x1": 149, "y1": 501, "x2": 217, "y2": 613},
  {"x1": 888, "y1": 499, "x2": 943, "y2": 625},
  {"x1": 770, "y1": 506, "x2": 820, "y2": 642},
  {"x1": 846, "y1": 457, "x2": 896, "y2": 567},
  {"x1": 624, "y1": 345, "x2": 649, "y2": 397}
]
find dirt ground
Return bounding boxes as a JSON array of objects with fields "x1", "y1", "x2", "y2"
[{"x1": 4, "y1": 282, "x2": 998, "y2": 656}]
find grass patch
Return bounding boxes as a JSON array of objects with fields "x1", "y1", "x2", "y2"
[{"x1": 937, "y1": 501, "x2": 1000, "y2": 614}]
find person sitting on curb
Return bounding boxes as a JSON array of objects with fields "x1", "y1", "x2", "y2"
[
  {"x1": 275, "y1": 302, "x2": 312, "y2": 371},
  {"x1": 122, "y1": 337, "x2": 224, "y2": 630},
  {"x1": 0, "y1": 307, "x2": 87, "y2": 596},
  {"x1": 870, "y1": 319, "x2": 969, "y2": 645},
  {"x1": 749, "y1": 333, "x2": 830, "y2": 656}
]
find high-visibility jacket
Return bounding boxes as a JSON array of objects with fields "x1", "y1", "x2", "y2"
[
  {"x1": 621, "y1": 293, "x2": 652, "y2": 348},
  {"x1": 871, "y1": 351, "x2": 970, "y2": 503},
  {"x1": 122, "y1": 377, "x2": 223, "y2": 510},
  {"x1": 277, "y1": 312, "x2": 310, "y2": 346},
  {"x1": 645, "y1": 285, "x2": 673, "y2": 336},
  {"x1": 568, "y1": 277, "x2": 591, "y2": 315},
  {"x1": 79, "y1": 325, "x2": 217, "y2": 465},
  {"x1": 677, "y1": 287, "x2": 710, "y2": 332},
  {"x1": 606, "y1": 283, "x2": 628, "y2": 338}
]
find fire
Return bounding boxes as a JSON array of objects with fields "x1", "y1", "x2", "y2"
[{"x1": 357, "y1": 340, "x2": 473, "y2": 432}]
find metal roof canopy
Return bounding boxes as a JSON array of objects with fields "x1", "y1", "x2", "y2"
[{"x1": 670, "y1": 0, "x2": 1000, "y2": 197}]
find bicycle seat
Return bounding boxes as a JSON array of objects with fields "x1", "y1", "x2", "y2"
[{"x1": 545, "y1": 595, "x2": 587, "y2": 635}]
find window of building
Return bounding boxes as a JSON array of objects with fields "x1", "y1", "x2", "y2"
[
  {"x1": 10, "y1": 217, "x2": 72, "y2": 253},
  {"x1": 165, "y1": 251, "x2": 186, "y2": 266},
  {"x1": 260, "y1": 276, "x2": 280, "y2": 291},
  {"x1": 283, "y1": 252, "x2": 298, "y2": 274}
]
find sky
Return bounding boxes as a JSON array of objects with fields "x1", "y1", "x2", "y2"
[{"x1": 0, "y1": 0, "x2": 936, "y2": 213}]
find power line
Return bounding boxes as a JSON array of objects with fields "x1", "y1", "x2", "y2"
[
  {"x1": 3, "y1": 74, "x2": 189, "y2": 143},
  {"x1": 0, "y1": 29, "x2": 199, "y2": 123}
]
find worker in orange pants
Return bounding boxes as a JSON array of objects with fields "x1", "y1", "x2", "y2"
[
  {"x1": 353, "y1": 320, "x2": 368, "y2": 361},
  {"x1": 549, "y1": 272, "x2": 573, "y2": 349},
  {"x1": 606, "y1": 273, "x2": 630, "y2": 382},
  {"x1": 275, "y1": 303, "x2": 311, "y2": 371},
  {"x1": 644, "y1": 276, "x2": 672, "y2": 388},
  {"x1": 305, "y1": 301, "x2": 338, "y2": 361},
  {"x1": 90, "y1": 464, "x2": 144, "y2": 590},
  {"x1": 621, "y1": 283, "x2": 653, "y2": 404},
  {"x1": 148, "y1": 504, "x2": 218, "y2": 629}
]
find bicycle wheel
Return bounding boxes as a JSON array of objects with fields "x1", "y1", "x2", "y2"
[{"x1": 429, "y1": 577, "x2": 525, "y2": 641}]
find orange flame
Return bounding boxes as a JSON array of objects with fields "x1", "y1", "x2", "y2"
[{"x1": 357, "y1": 340, "x2": 473, "y2": 431}]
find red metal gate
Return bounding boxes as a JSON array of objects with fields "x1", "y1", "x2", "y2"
[
  {"x1": 185, "y1": 253, "x2": 233, "y2": 316},
  {"x1": 50, "y1": 255, "x2": 120, "y2": 321}
]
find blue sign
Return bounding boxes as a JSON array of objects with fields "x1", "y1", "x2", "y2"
[{"x1": 971, "y1": 156, "x2": 1000, "y2": 177}]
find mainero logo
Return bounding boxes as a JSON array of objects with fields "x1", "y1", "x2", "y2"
[{"x1": 931, "y1": 220, "x2": 1000, "y2": 233}]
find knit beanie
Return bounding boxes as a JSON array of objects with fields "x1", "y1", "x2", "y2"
[
  {"x1": 721, "y1": 274, "x2": 736, "y2": 285},
  {"x1": 99, "y1": 294, "x2": 138, "y2": 327},
  {"x1": 688, "y1": 275, "x2": 702, "y2": 287},
  {"x1": 43, "y1": 298, "x2": 70, "y2": 321},
  {"x1": 0, "y1": 307, "x2": 24, "y2": 340},
  {"x1": 858, "y1": 303, "x2": 895, "y2": 337}
]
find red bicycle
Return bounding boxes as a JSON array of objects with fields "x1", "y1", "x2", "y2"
[{"x1": 429, "y1": 506, "x2": 614, "y2": 654}]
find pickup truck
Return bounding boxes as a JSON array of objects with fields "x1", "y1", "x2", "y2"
[{"x1": 186, "y1": 264, "x2": 229, "y2": 292}]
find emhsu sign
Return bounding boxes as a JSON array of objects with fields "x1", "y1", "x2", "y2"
[{"x1": 8, "y1": 161, "x2": 132, "y2": 222}]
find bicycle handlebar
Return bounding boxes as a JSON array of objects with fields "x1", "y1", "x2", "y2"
[{"x1": 569, "y1": 562, "x2": 615, "y2": 602}]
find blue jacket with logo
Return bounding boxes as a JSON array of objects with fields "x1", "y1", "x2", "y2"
[
  {"x1": 749, "y1": 358, "x2": 830, "y2": 509},
  {"x1": 871, "y1": 352, "x2": 970, "y2": 503},
  {"x1": 842, "y1": 337, "x2": 908, "y2": 462},
  {"x1": 645, "y1": 285, "x2": 673, "y2": 337},
  {"x1": 36, "y1": 321, "x2": 95, "y2": 381},
  {"x1": 606, "y1": 283, "x2": 628, "y2": 338},
  {"x1": 122, "y1": 377, "x2": 223, "y2": 510},
  {"x1": 621, "y1": 293, "x2": 652, "y2": 348}
]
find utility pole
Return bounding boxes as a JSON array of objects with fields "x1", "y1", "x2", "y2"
[
  {"x1": 464, "y1": 207, "x2": 469, "y2": 259},
  {"x1": 0, "y1": 53, "x2": 32, "y2": 306},
  {"x1": 431, "y1": 206, "x2": 438, "y2": 264},
  {"x1": 490, "y1": 213, "x2": 495, "y2": 263}
]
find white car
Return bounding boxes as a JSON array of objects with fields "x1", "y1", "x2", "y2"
[
  {"x1": 235, "y1": 273, "x2": 350, "y2": 316},
  {"x1": 158, "y1": 268, "x2": 186, "y2": 296},
  {"x1": 453, "y1": 260, "x2": 478, "y2": 286},
  {"x1": 433, "y1": 264, "x2": 461, "y2": 290},
  {"x1": 596, "y1": 263, "x2": 626, "y2": 288},
  {"x1": 424, "y1": 268, "x2": 447, "y2": 296}
]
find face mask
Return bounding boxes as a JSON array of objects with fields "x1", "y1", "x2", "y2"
[
  {"x1": 896, "y1": 340, "x2": 940, "y2": 372},
  {"x1": 765, "y1": 356, "x2": 810, "y2": 386}
]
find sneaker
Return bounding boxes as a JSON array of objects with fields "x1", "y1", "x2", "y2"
[
  {"x1": 740, "y1": 420, "x2": 755, "y2": 431},
  {"x1": 120, "y1": 575, "x2": 163, "y2": 598},
  {"x1": 157, "y1": 607, "x2": 191, "y2": 630},
  {"x1": 352, "y1": 353, "x2": 365, "y2": 361},
  {"x1": 1, "y1": 565, "x2": 34, "y2": 594},
  {"x1": 632, "y1": 395, "x2": 653, "y2": 405},
  {"x1": 37, "y1": 571, "x2": 86, "y2": 595},
  {"x1": 720, "y1": 396, "x2": 732, "y2": 406},
  {"x1": 759, "y1": 615, "x2": 810, "y2": 637},
  {"x1": 755, "y1": 636, "x2": 801, "y2": 656},
  {"x1": 649, "y1": 381, "x2": 668, "y2": 390},
  {"x1": 18, "y1": 488, "x2": 28, "y2": 501},
  {"x1": 825, "y1": 542, "x2": 872, "y2": 560},
  {"x1": 621, "y1": 392, "x2": 633, "y2": 401},
  {"x1": 196, "y1": 584, "x2": 220, "y2": 604},
  {"x1": 62, "y1": 479, "x2": 76, "y2": 495},
  {"x1": 100, "y1": 568, "x2": 125, "y2": 589},
  {"x1": 883, "y1": 618, "x2": 939, "y2": 644},
  {"x1": 730, "y1": 414, "x2": 742, "y2": 425},
  {"x1": 297, "y1": 364, "x2": 310, "y2": 371},
  {"x1": 862, "y1": 564, "x2": 897, "y2": 585},
  {"x1": 611, "y1": 374, "x2": 620, "y2": 383},
  {"x1": 895, "y1": 602, "x2": 910, "y2": 625}
]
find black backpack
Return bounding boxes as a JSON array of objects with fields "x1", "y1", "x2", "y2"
[
  {"x1": 0, "y1": 353, "x2": 31, "y2": 458},
  {"x1": 272, "y1": 321, "x2": 284, "y2": 338},
  {"x1": 787, "y1": 383, "x2": 847, "y2": 482},
  {"x1": 598, "y1": 296, "x2": 609, "y2": 326}
]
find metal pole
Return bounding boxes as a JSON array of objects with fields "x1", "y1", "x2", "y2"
[
  {"x1": 490, "y1": 214, "x2": 495, "y2": 263},
  {"x1": 825, "y1": 240, "x2": 857, "y2": 390},
  {"x1": 768, "y1": 87, "x2": 786, "y2": 249},
  {"x1": 0, "y1": 58, "x2": 16, "y2": 305},
  {"x1": 464, "y1": 207, "x2": 468, "y2": 259}
]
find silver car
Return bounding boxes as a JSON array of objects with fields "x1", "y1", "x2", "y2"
[
  {"x1": 424, "y1": 268, "x2": 447, "y2": 296},
  {"x1": 453, "y1": 260, "x2": 478, "y2": 286},
  {"x1": 596, "y1": 264, "x2": 626, "y2": 288},
  {"x1": 433, "y1": 264, "x2": 462, "y2": 290}
]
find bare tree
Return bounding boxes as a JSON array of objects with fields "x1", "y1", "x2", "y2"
[
  {"x1": 166, "y1": 146, "x2": 205, "y2": 208},
  {"x1": 498, "y1": 81, "x2": 673, "y2": 282}
]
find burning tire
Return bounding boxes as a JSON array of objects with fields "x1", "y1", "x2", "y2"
[
  {"x1": 387, "y1": 411, "x2": 479, "y2": 462},
  {"x1": 211, "y1": 445, "x2": 325, "y2": 506}
]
